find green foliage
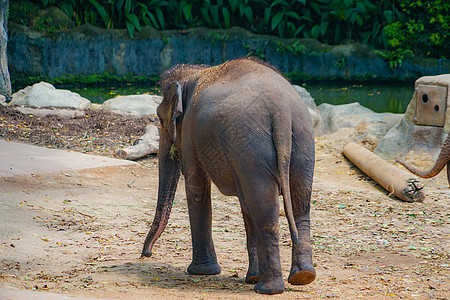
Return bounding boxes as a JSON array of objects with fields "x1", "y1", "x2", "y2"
[
  {"x1": 382, "y1": 0, "x2": 449, "y2": 58},
  {"x1": 169, "y1": 144, "x2": 178, "y2": 160},
  {"x1": 275, "y1": 41, "x2": 306, "y2": 56},
  {"x1": 334, "y1": 57, "x2": 346, "y2": 69},
  {"x1": 10, "y1": 0, "x2": 449, "y2": 59},
  {"x1": 242, "y1": 42, "x2": 266, "y2": 60},
  {"x1": 375, "y1": 49, "x2": 414, "y2": 70}
]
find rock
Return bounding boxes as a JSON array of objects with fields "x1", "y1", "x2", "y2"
[
  {"x1": 11, "y1": 82, "x2": 91, "y2": 109},
  {"x1": 9, "y1": 24, "x2": 448, "y2": 84},
  {"x1": 14, "y1": 106, "x2": 86, "y2": 118},
  {"x1": 375, "y1": 74, "x2": 450, "y2": 160},
  {"x1": 91, "y1": 103, "x2": 103, "y2": 110},
  {"x1": 31, "y1": 6, "x2": 75, "y2": 30},
  {"x1": 319, "y1": 102, "x2": 402, "y2": 137},
  {"x1": 375, "y1": 119, "x2": 445, "y2": 161},
  {"x1": 293, "y1": 85, "x2": 322, "y2": 136},
  {"x1": 102, "y1": 94, "x2": 162, "y2": 115},
  {"x1": 315, "y1": 102, "x2": 402, "y2": 154}
]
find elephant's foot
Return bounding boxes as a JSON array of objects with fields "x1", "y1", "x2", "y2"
[
  {"x1": 254, "y1": 277, "x2": 284, "y2": 295},
  {"x1": 245, "y1": 262, "x2": 259, "y2": 283},
  {"x1": 245, "y1": 271, "x2": 259, "y2": 284},
  {"x1": 288, "y1": 266, "x2": 316, "y2": 285},
  {"x1": 187, "y1": 262, "x2": 221, "y2": 275}
]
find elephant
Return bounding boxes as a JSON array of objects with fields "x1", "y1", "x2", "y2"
[
  {"x1": 141, "y1": 58, "x2": 316, "y2": 294},
  {"x1": 397, "y1": 134, "x2": 450, "y2": 186}
]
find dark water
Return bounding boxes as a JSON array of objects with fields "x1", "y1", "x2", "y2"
[
  {"x1": 306, "y1": 84, "x2": 414, "y2": 114},
  {"x1": 70, "y1": 84, "x2": 160, "y2": 104},
  {"x1": 69, "y1": 83, "x2": 414, "y2": 114}
]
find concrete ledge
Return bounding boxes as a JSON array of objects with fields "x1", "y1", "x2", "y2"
[{"x1": 0, "y1": 140, "x2": 137, "y2": 177}]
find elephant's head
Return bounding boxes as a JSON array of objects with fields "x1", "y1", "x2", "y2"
[{"x1": 141, "y1": 81, "x2": 184, "y2": 257}]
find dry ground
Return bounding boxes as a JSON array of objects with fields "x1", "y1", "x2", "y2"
[{"x1": 0, "y1": 105, "x2": 449, "y2": 299}]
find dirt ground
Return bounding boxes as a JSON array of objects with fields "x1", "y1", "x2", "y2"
[{"x1": 0, "y1": 105, "x2": 449, "y2": 299}]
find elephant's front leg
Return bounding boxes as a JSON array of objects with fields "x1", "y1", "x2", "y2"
[{"x1": 184, "y1": 169, "x2": 221, "y2": 275}]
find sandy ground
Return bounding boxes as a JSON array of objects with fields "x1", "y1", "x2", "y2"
[
  {"x1": 1, "y1": 104, "x2": 449, "y2": 299},
  {"x1": 0, "y1": 137, "x2": 449, "y2": 299}
]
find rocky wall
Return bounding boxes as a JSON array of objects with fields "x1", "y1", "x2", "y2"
[{"x1": 8, "y1": 23, "x2": 448, "y2": 83}]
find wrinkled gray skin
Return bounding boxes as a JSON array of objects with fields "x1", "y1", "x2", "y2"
[
  {"x1": 397, "y1": 134, "x2": 450, "y2": 186},
  {"x1": 142, "y1": 58, "x2": 316, "y2": 294}
]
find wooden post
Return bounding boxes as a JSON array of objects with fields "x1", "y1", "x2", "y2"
[
  {"x1": 115, "y1": 125, "x2": 159, "y2": 160},
  {"x1": 343, "y1": 142, "x2": 425, "y2": 202}
]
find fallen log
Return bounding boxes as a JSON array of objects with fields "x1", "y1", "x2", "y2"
[
  {"x1": 343, "y1": 142, "x2": 425, "y2": 202},
  {"x1": 115, "y1": 125, "x2": 159, "y2": 160}
]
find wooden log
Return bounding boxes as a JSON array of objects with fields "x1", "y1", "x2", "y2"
[
  {"x1": 343, "y1": 142, "x2": 425, "y2": 202},
  {"x1": 115, "y1": 125, "x2": 159, "y2": 160}
]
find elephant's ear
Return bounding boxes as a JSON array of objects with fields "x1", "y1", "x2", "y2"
[
  {"x1": 171, "y1": 82, "x2": 183, "y2": 122},
  {"x1": 169, "y1": 81, "x2": 183, "y2": 143}
]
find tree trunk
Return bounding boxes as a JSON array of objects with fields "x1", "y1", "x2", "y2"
[
  {"x1": 343, "y1": 142, "x2": 425, "y2": 203},
  {"x1": 115, "y1": 125, "x2": 159, "y2": 160},
  {"x1": 0, "y1": 0, "x2": 11, "y2": 99}
]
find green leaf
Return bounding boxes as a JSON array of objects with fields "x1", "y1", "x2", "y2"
[
  {"x1": 278, "y1": 21, "x2": 285, "y2": 38},
  {"x1": 263, "y1": 7, "x2": 271, "y2": 25},
  {"x1": 88, "y1": 0, "x2": 109, "y2": 27},
  {"x1": 182, "y1": 4, "x2": 192, "y2": 20},
  {"x1": 222, "y1": 7, "x2": 230, "y2": 28},
  {"x1": 126, "y1": 14, "x2": 141, "y2": 31},
  {"x1": 124, "y1": 0, "x2": 132, "y2": 14},
  {"x1": 210, "y1": 5, "x2": 220, "y2": 28},
  {"x1": 286, "y1": 11, "x2": 300, "y2": 20},
  {"x1": 271, "y1": 12, "x2": 284, "y2": 30},
  {"x1": 356, "y1": 2, "x2": 366, "y2": 13},
  {"x1": 116, "y1": 0, "x2": 125, "y2": 10},
  {"x1": 229, "y1": 0, "x2": 237, "y2": 13},
  {"x1": 311, "y1": 25, "x2": 321, "y2": 38},
  {"x1": 384, "y1": 10, "x2": 393, "y2": 23},
  {"x1": 156, "y1": 7, "x2": 165, "y2": 30},
  {"x1": 200, "y1": 7, "x2": 212, "y2": 27},
  {"x1": 271, "y1": 0, "x2": 285, "y2": 7},
  {"x1": 243, "y1": 6, "x2": 253, "y2": 23},
  {"x1": 356, "y1": 15, "x2": 363, "y2": 26},
  {"x1": 321, "y1": 21, "x2": 328, "y2": 36},
  {"x1": 310, "y1": 2, "x2": 321, "y2": 15},
  {"x1": 126, "y1": 21, "x2": 135, "y2": 39},
  {"x1": 146, "y1": 12, "x2": 159, "y2": 28},
  {"x1": 294, "y1": 24, "x2": 305, "y2": 37}
]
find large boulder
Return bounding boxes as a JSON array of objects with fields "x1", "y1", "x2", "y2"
[
  {"x1": 102, "y1": 94, "x2": 162, "y2": 115},
  {"x1": 319, "y1": 102, "x2": 402, "y2": 137},
  {"x1": 375, "y1": 74, "x2": 450, "y2": 160},
  {"x1": 293, "y1": 85, "x2": 322, "y2": 136},
  {"x1": 317, "y1": 102, "x2": 403, "y2": 153},
  {"x1": 31, "y1": 6, "x2": 75, "y2": 31},
  {"x1": 11, "y1": 82, "x2": 91, "y2": 109}
]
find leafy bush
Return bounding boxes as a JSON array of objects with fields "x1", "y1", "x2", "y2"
[{"x1": 12, "y1": 0, "x2": 449, "y2": 59}]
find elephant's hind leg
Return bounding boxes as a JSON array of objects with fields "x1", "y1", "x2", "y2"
[
  {"x1": 241, "y1": 208, "x2": 259, "y2": 283},
  {"x1": 184, "y1": 166, "x2": 221, "y2": 275},
  {"x1": 288, "y1": 164, "x2": 316, "y2": 285},
  {"x1": 240, "y1": 177, "x2": 285, "y2": 294}
]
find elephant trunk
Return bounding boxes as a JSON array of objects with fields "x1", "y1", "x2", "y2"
[{"x1": 142, "y1": 135, "x2": 181, "y2": 257}]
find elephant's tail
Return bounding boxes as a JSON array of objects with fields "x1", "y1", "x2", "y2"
[
  {"x1": 396, "y1": 134, "x2": 450, "y2": 186},
  {"x1": 272, "y1": 112, "x2": 299, "y2": 241}
]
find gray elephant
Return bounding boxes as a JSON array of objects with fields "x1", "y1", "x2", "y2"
[{"x1": 142, "y1": 58, "x2": 316, "y2": 294}]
